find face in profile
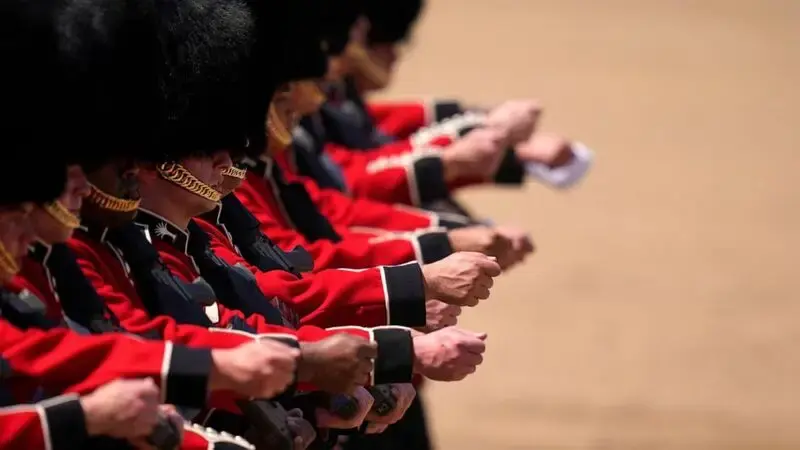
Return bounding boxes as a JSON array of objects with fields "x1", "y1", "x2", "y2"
[
  {"x1": 0, "y1": 203, "x2": 36, "y2": 282},
  {"x1": 31, "y1": 164, "x2": 90, "y2": 244},
  {"x1": 145, "y1": 150, "x2": 232, "y2": 218},
  {"x1": 82, "y1": 158, "x2": 141, "y2": 227}
]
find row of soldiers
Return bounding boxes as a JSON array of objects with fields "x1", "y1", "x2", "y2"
[{"x1": 0, "y1": 0, "x2": 592, "y2": 448}]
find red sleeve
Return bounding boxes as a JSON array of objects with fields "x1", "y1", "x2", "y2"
[
  {"x1": 236, "y1": 175, "x2": 450, "y2": 270},
  {"x1": 153, "y1": 244, "x2": 418, "y2": 386},
  {"x1": 0, "y1": 395, "x2": 89, "y2": 450},
  {"x1": 0, "y1": 319, "x2": 213, "y2": 406},
  {"x1": 367, "y1": 100, "x2": 464, "y2": 140},
  {"x1": 367, "y1": 101, "x2": 429, "y2": 140},
  {"x1": 295, "y1": 173, "x2": 435, "y2": 233},
  {"x1": 66, "y1": 237, "x2": 256, "y2": 349},
  {"x1": 203, "y1": 224, "x2": 426, "y2": 329}
]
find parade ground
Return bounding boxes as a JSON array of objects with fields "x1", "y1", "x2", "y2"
[{"x1": 379, "y1": 1, "x2": 800, "y2": 448}]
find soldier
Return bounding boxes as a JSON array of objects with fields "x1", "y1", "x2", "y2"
[
  {"x1": 330, "y1": 0, "x2": 594, "y2": 194},
  {"x1": 0, "y1": 157, "x2": 304, "y2": 448},
  {"x1": 233, "y1": 2, "x2": 532, "y2": 272}
]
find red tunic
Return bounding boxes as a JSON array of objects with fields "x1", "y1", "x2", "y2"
[
  {"x1": 0, "y1": 394, "x2": 89, "y2": 450},
  {"x1": 366, "y1": 100, "x2": 463, "y2": 140},
  {"x1": 133, "y1": 210, "x2": 417, "y2": 385},
  {"x1": 0, "y1": 318, "x2": 212, "y2": 406},
  {"x1": 196, "y1": 217, "x2": 426, "y2": 329},
  {"x1": 235, "y1": 159, "x2": 453, "y2": 271}
]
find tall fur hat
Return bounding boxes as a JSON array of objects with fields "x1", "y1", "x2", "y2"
[
  {"x1": 365, "y1": 0, "x2": 424, "y2": 44},
  {"x1": 56, "y1": 0, "x2": 282, "y2": 162},
  {"x1": 319, "y1": 0, "x2": 364, "y2": 56}
]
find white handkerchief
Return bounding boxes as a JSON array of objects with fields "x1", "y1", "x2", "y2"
[{"x1": 525, "y1": 141, "x2": 594, "y2": 189}]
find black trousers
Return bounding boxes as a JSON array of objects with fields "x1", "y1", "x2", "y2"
[{"x1": 344, "y1": 394, "x2": 433, "y2": 450}]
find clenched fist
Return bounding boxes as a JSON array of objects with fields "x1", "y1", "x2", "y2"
[
  {"x1": 514, "y1": 132, "x2": 574, "y2": 168},
  {"x1": 485, "y1": 99, "x2": 542, "y2": 146},
  {"x1": 298, "y1": 334, "x2": 377, "y2": 394},
  {"x1": 413, "y1": 327, "x2": 487, "y2": 381},
  {"x1": 420, "y1": 299, "x2": 461, "y2": 332},
  {"x1": 440, "y1": 127, "x2": 506, "y2": 181},
  {"x1": 422, "y1": 252, "x2": 502, "y2": 306},
  {"x1": 448, "y1": 226, "x2": 515, "y2": 264},
  {"x1": 210, "y1": 339, "x2": 300, "y2": 399},
  {"x1": 494, "y1": 225, "x2": 535, "y2": 269},
  {"x1": 81, "y1": 378, "x2": 161, "y2": 440}
]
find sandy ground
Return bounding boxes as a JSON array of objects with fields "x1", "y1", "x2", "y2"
[{"x1": 375, "y1": 1, "x2": 800, "y2": 448}]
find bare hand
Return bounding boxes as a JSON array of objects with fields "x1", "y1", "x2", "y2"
[
  {"x1": 422, "y1": 252, "x2": 502, "y2": 306},
  {"x1": 210, "y1": 339, "x2": 300, "y2": 399},
  {"x1": 316, "y1": 387, "x2": 374, "y2": 429},
  {"x1": 440, "y1": 128, "x2": 506, "y2": 181},
  {"x1": 413, "y1": 327, "x2": 487, "y2": 381},
  {"x1": 81, "y1": 378, "x2": 160, "y2": 440},
  {"x1": 485, "y1": 99, "x2": 542, "y2": 146},
  {"x1": 298, "y1": 334, "x2": 377, "y2": 394},
  {"x1": 514, "y1": 132, "x2": 574, "y2": 168},
  {"x1": 448, "y1": 226, "x2": 515, "y2": 264},
  {"x1": 493, "y1": 225, "x2": 535, "y2": 269},
  {"x1": 419, "y1": 299, "x2": 461, "y2": 332}
]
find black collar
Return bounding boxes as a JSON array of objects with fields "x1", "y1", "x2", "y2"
[
  {"x1": 76, "y1": 219, "x2": 114, "y2": 244},
  {"x1": 27, "y1": 241, "x2": 51, "y2": 265},
  {"x1": 242, "y1": 156, "x2": 279, "y2": 180},
  {"x1": 135, "y1": 209, "x2": 190, "y2": 254}
]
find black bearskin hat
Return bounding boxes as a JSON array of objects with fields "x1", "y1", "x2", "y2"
[
  {"x1": 57, "y1": 0, "x2": 280, "y2": 162},
  {"x1": 0, "y1": 157, "x2": 67, "y2": 207},
  {"x1": 365, "y1": 0, "x2": 424, "y2": 44},
  {"x1": 319, "y1": 0, "x2": 365, "y2": 55}
]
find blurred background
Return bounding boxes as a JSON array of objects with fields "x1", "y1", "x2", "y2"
[{"x1": 376, "y1": 0, "x2": 800, "y2": 448}]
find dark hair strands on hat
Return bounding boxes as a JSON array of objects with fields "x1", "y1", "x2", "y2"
[{"x1": 365, "y1": 0, "x2": 424, "y2": 44}]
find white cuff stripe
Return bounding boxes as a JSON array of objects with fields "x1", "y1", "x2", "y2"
[
  {"x1": 378, "y1": 267, "x2": 391, "y2": 325},
  {"x1": 160, "y1": 341, "x2": 174, "y2": 404}
]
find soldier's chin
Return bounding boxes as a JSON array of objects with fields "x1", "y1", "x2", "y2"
[
  {"x1": 219, "y1": 177, "x2": 243, "y2": 197},
  {"x1": 190, "y1": 198, "x2": 219, "y2": 217}
]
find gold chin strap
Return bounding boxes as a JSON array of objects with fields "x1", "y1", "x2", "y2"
[
  {"x1": 157, "y1": 162, "x2": 222, "y2": 203},
  {"x1": 42, "y1": 201, "x2": 80, "y2": 229},
  {"x1": 267, "y1": 103, "x2": 294, "y2": 150},
  {"x1": 346, "y1": 42, "x2": 391, "y2": 88},
  {"x1": 0, "y1": 241, "x2": 20, "y2": 279},
  {"x1": 292, "y1": 81, "x2": 327, "y2": 114},
  {"x1": 222, "y1": 166, "x2": 247, "y2": 180},
  {"x1": 88, "y1": 183, "x2": 141, "y2": 212}
]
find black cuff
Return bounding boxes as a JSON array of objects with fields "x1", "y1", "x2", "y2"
[
  {"x1": 43, "y1": 395, "x2": 89, "y2": 450},
  {"x1": 382, "y1": 264, "x2": 426, "y2": 327},
  {"x1": 417, "y1": 231, "x2": 453, "y2": 264},
  {"x1": 164, "y1": 345, "x2": 213, "y2": 408},
  {"x1": 411, "y1": 156, "x2": 449, "y2": 206},
  {"x1": 372, "y1": 329, "x2": 414, "y2": 384},
  {"x1": 434, "y1": 101, "x2": 463, "y2": 122},
  {"x1": 494, "y1": 147, "x2": 526, "y2": 185},
  {"x1": 436, "y1": 214, "x2": 473, "y2": 230}
]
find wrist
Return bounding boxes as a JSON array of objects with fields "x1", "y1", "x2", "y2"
[
  {"x1": 208, "y1": 349, "x2": 232, "y2": 392},
  {"x1": 440, "y1": 153, "x2": 466, "y2": 183},
  {"x1": 420, "y1": 266, "x2": 434, "y2": 301},
  {"x1": 78, "y1": 395, "x2": 104, "y2": 436},
  {"x1": 296, "y1": 344, "x2": 316, "y2": 383}
]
